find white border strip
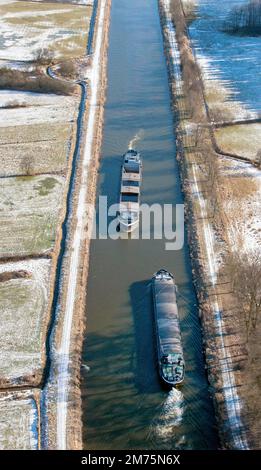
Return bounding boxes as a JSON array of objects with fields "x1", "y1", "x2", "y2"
[{"x1": 56, "y1": 0, "x2": 107, "y2": 450}]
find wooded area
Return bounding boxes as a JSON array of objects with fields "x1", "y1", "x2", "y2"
[{"x1": 224, "y1": 0, "x2": 261, "y2": 36}]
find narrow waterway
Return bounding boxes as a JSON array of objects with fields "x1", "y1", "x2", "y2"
[{"x1": 81, "y1": 0, "x2": 218, "y2": 450}]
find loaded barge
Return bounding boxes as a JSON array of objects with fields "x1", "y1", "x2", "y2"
[
  {"x1": 118, "y1": 149, "x2": 142, "y2": 233},
  {"x1": 152, "y1": 269, "x2": 185, "y2": 387}
]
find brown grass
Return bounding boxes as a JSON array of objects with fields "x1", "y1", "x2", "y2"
[
  {"x1": 170, "y1": 0, "x2": 206, "y2": 122},
  {"x1": 0, "y1": 271, "x2": 31, "y2": 283},
  {"x1": 222, "y1": 174, "x2": 258, "y2": 201},
  {"x1": 215, "y1": 124, "x2": 261, "y2": 161},
  {"x1": 0, "y1": 67, "x2": 75, "y2": 95}
]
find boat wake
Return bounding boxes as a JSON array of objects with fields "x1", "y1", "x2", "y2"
[
  {"x1": 128, "y1": 129, "x2": 144, "y2": 149},
  {"x1": 149, "y1": 388, "x2": 185, "y2": 447}
]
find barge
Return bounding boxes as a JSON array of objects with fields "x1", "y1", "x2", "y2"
[
  {"x1": 152, "y1": 269, "x2": 185, "y2": 387},
  {"x1": 118, "y1": 149, "x2": 142, "y2": 233}
]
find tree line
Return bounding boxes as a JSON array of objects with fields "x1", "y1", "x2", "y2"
[{"x1": 223, "y1": 0, "x2": 261, "y2": 36}]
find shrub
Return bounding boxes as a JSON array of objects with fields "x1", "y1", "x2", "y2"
[
  {"x1": 0, "y1": 67, "x2": 75, "y2": 95},
  {"x1": 58, "y1": 61, "x2": 77, "y2": 78},
  {"x1": 33, "y1": 47, "x2": 55, "y2": 65},
  {"x1": 0, "y1": 99, "x2": 27, "y2": 109},
  {"x1": 20, "y1": 155, "x2": 35, "y2": 176}
]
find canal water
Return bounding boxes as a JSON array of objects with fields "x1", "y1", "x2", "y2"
[{"x1": 81, "y1": 0, "x2": 218, "y2": 450}]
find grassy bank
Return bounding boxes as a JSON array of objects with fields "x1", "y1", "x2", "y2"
[{"x1": 160, "y1": 0, "x2": 261, "y2": 448}]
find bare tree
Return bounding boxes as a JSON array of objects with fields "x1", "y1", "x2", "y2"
[
  {"x1": 194, "y1": 125, "x2": 209, "y2": 161},
  {"x1": 58, "y1": 61, "x2": 77, "y2": 78},
  {"x1": 0, "y1": 67, "x2": 74, "y2": 95},
  {"x1": 256, "y1": 149, "x2": 261, "y2": 168},
  {"x1": 227, "y1": 251, "x2": 261, "y2": 339},
  {"x1": 33, "y1": 47, "x2": 54, "y2": 66},
  {"x1": 223, "y1": 0, "x2": 261, "y2": 36},
  {"x1": 194, "y1": 124, "x2": 220, "y2": 216},
  {"x1": 20, "y1": 155, "x2": 35, "y2": 176},
  {"x1": 2, "y1": 99, "x2": 27, "y2": 109},
  {"x1": 182, "y1": 0, "x2": 198, "y2": 26}
]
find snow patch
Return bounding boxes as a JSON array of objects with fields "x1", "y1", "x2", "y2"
[
  {"x1": 163, "y1": 0, "x2": 249, "y2": 449},
  {"x1": 0, "y1": 391, "x2": 38, "y2": 450}
]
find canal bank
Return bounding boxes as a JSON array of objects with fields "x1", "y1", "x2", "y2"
[
  {"x1": 82, "y1": 0, "x2": 218, "y2": 450},
  {"x1": 41, "y1": 0, "x2": 112, "y2": 449},
  {"x1": 159, "y1": 0, "x2": 250, "y2": 449}
]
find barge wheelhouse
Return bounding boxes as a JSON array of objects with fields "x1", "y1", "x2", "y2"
[
  {"x1": 152, "y1": 269, "x2": 185, "y2": 387},
  {"x1": 118, "y1": 149, "x2": 142, "y2": 233}
]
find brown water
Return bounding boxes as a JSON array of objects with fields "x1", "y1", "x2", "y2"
[{"x1": 81, "y1": 0, "x2": 218, "y2": 450}]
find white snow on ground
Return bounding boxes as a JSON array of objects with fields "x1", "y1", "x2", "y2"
[
  {"x1": 0, "y1": 89, "x2": 75, "y2": 109},
  {"x1": 0, "y1": 22, "x2": 70, "y2": 61},
  {"x1": 0, "y1": 258, "x2": 51, "y2": 381},
  {"x1": 194, "y1": 50, "x2": 257, "y2": 121},
  {"x1": 192, "y1": 165, "x2": 219, "y2": 284},
  {"x1": 0, "y1": 258, "x2": 50, "y2": 296},
  {"x1": 0, "y1": 391, "x2": 38, "y2": 450},
  {"x1": 0, "y1": 90, "x2": 76, "y2": 129},
  {"x1": 163, "y1": 0, "x2": 249, "y2": 449},
  {"x1": 32, "y1": 0, "x2": 94, "y2": 4},
  {"x1": 0, "y1": 1, "x2": 90, "y2": 61},
  {"x1": 222, "y1": 159, "x2": 261, "y2": 254},
  {"x1": 56, "y1": 0, "x2": 107, "y2": 450},
  {"x1": 192, "y1": 162, "x2": 249, "y2": 450},
  {"x1": 0, "y1": 59, "x2": 34, "y2": 71},
  {"x1": 182, "y1": 0, "x2": 197, "y2": 11},
  {"x1": 2, "y1": 8, "x2": 72, "y2": 19},
  {"x1": 0, "y1": 175, "x2": 65, "y2": 257},
  {"x1": 0, "y1": 90, "x2": 77, "y2": 177},
  {"x1": 0, "y1": 100, "x2": 75, "y2": 126}
]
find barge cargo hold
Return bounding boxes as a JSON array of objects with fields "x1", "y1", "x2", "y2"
[
  {"x1": 118, "y1": 149, "x2": 142, "y2": 233},
  {"x1": 152, "y1": 269, "x2": 185, "y2": 387}
]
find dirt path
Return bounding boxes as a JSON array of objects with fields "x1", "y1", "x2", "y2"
[{"x1": 55, "y1": 0, "x2": 107, "y2": 450}]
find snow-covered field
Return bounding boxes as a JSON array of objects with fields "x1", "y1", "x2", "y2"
[
  {"x1": 0, "y1": 90, "x2": 76, "y2": 176},
  {"x1": 0, "y1": 1, "x2": 81, "y2": 178},
  {"x1": 0, "y1": 391, "x2": 38, "y2": 449},
  {"x1": 193, "y1": 29, "x2": 261, "y2": 258},
  {"x1": 32, "y1": 0, "x2": 93, "y2": 4},
  {"x1": 0, "y1": 258, "x2": 52, "y2": 383},
  {"x1": 215, "y1": 123, "x2": 261, "y2": 162},
  {"x1": 220, "y1": 159, "x2": 261, "y2": 255},
  {"x1": 0, "y1": 175, "x2": 65, "y2": 257},
  {"x1": 0, "y1": 89, "x2": 75, "y2": 109},
  {"x1": 196, "y1": 53, "x2": 257, "y2": 122},
  {"x1": 0, "y1": 0, "x2": 93, "y2": 449},
  {"x1": 0, "y1": 123, "x2": 73, "y2": 176},
  {"x1": 185, "y1": 3, "x2": 261, "y2": 257},
  {"x1": 0, "y1": 0, "x2": 92, "y2": 390},
  {"x1": 0, "y1": 103, "x2": 74, "y2": 126},
  {"x1": 0, "y1": 90, "x2": 76, "y2": 126},
  {"x1": 0, "y1": 0, "x2": 92, "y2": 60},
  {"x1": 164, "y1": 0, "x2": 250, "y2": 449}
]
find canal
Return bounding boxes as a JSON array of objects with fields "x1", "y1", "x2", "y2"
[{"x1": 81, "y1": 0, "x2": 218, "y2": 450}]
